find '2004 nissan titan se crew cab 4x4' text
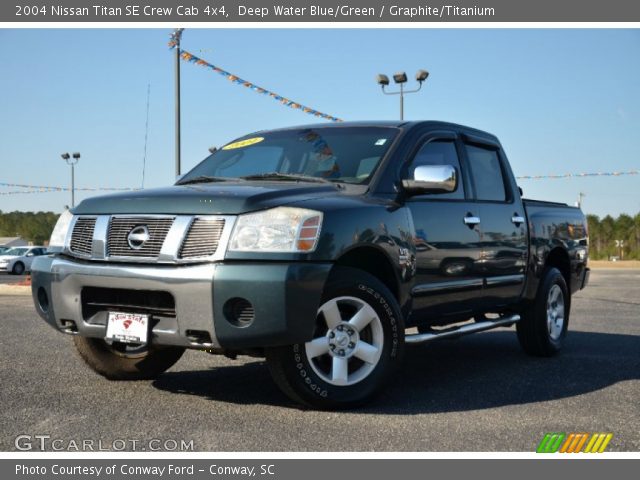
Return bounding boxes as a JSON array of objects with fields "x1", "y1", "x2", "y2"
[{"x1": 32, "y1": 121, "x2": 590, "y2": 409}]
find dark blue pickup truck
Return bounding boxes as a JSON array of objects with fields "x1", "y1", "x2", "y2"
[{"x1": 32, "y1": 121, "x2": 589, "y2": 409}]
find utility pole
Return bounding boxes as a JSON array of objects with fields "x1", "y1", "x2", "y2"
[
  {"x1": 174, "y1": 28, "x2": 184, "y2": 178},
  {"x1": 576, "y1": 192, "x2": 585, "y2": 208}
]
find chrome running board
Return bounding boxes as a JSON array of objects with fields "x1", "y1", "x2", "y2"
[{"x1": 405, "y1": 314, "x2": 521, "y2": 345}]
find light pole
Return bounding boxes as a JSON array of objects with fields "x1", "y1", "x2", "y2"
[
  {"x1": 61, "y1": 152, "x2": 80, "y2": 208},
  {"x1": 376, "y1": 70, "x2": 429, "y2": 120}
]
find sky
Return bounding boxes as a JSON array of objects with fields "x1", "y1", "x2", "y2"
[{"x1": 0, "y1": 28, "x2": 638, "y2": 217}]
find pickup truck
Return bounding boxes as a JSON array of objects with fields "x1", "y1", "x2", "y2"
[{"x1": 32, "y1": 121, "x2": 590, "y2": 409}]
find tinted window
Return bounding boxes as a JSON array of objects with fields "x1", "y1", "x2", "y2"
[
  {"x1": 408, "y1": 140, "x2": 464, "y2": 200},
  {"x1": 465, "y1": 145, "x2": 507, "y2": 201}
]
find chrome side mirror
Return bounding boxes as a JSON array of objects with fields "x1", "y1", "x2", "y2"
[{"x1": 402, "y1": 165, "x2": 457, "y2": 195}]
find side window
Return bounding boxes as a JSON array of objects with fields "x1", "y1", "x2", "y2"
[
  {"x1": 408, "y1": 140, "x2": 464, "y2": 200},
  {"x1": 464, "y1": 144, "x2": 507, "y2": 202}
]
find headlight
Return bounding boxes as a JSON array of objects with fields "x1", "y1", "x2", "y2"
[
  {"x1": 229, "y1": 207, "x2": 323, "y2": 253},
  {"x1": 48, "y1": 209, "x2": 74, "y2": 252}
]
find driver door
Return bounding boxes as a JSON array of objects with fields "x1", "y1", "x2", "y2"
[{"x1": 404, "y1": 133, "x2": 485, "y2": 322}]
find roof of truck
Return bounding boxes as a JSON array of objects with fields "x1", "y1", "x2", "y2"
[{"x1": 256, "y1": 120, "x2": 499, "y2": 141}]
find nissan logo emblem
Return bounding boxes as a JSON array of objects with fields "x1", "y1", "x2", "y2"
[{"x1": 127, "y1": 225, "x2": 150, "y2": 250}]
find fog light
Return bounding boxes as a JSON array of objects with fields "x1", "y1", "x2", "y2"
[{"x1": 223, "y1": 298, "x2": 255, "y2": 328}]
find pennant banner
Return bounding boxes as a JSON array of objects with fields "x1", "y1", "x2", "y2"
[
  {"x1": 0, "y1": 181, "x2": 139, "y2": 194},
  {"x1": 516, "y1": 170, "x2": 639, "y2": 180},
  {"x1": 168, "y1": 31, "x2": 342, "y2": 122}
]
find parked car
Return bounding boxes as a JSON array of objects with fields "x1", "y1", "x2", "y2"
[
  {"x1": 0, "y1": 246, "x2": 48, "y2": 275},
  {"x1": 32, "y1": 121, "x2": 589, "y2": 409}
]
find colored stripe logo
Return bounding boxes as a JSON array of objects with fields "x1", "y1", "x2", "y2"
[{"x1": 537, "y1": 433, "x2": 613, "y2": 453}]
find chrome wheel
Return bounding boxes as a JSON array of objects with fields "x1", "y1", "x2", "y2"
[
  {"x1": 546, "y1": 284, "x2": 565, "y2": 340},
  {"x1": 305, "y1": 296, "x2": 384, "y2": 386}
]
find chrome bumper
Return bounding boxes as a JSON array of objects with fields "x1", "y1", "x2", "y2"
[{"x1": 31, "y1": 255, "x2": 221, "y2": 348}]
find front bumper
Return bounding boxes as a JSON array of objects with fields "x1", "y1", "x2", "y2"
[{"x1": 31, "y1": 255, "x2": 331, "y2": 350}]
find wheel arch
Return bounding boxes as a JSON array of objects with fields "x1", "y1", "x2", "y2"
[
  {"x1": 331, "y1": 246, "x2": 400, "y2": 301},
  {"x1": 545, "y1": 247, "x2": 571, "y2": 291}
]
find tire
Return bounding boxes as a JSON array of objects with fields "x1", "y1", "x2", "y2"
[
  {"x1": 517, "y1": 267, "x2": 570, "y2": 357},
  {"x1": 266, "y1": 267, "x2": 405, "y2": 409},
  {"x1": 73, "y1": 336, "x2": 185, "y2": 380},
  {"x1": 12, "y1": 262, "x2": 25, "y2": 275}
]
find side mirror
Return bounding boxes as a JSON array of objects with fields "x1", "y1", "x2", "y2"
[{"x1": 402, "y1": 165, "x2": 457, "y2": 196}]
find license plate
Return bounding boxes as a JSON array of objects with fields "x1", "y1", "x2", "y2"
[{"x1": 105, "y1": 312, "x2": 149, "y2": 344}]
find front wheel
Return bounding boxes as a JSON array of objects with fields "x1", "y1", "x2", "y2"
[
  {"x1": 12, "y1": 262, "x2": 25, "y2": 275},
  {"x1": 266, "y1": 267, "x2": 404, "y2": 409},
  {"x1": 517, "y1": 267, "x2": 570, "y2": 356},
  {"x1": 73, "y1": 336, "x2": 185, "y2": 380}
]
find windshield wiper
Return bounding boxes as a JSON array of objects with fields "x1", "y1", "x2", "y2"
[
  {"x1": 239, "y1": 172, "x2": 329, "y2": 183},
  {"x1": 176, "y1": 175, "x2": 232, "y2": 186}
]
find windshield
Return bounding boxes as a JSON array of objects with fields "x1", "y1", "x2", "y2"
[
  {"x1": 179, "y1": 127, "x2": 398, "y2": 185},
  {"x1": 4, "y1": 247, "x2": 28, "y2": 256}
]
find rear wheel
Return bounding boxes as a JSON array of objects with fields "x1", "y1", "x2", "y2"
[
  {"x1": 73, "y1": 336, "x2": 185, "y2": 380},
  {"x1": 266, "y1": 267, "x2": 404, "y2": 409},
  {"x1": 12, "y1": 262, "x2": 25, "y2": 275},
  {"x1": 517, "y1": 267, "x2": 569, "y2": 356}
]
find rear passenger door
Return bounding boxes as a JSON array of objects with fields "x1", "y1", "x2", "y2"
[
  {"x1": 462, "y1": 138, "x2": 527, "y2": 307},
  {"x1": 404, "y1": 133, "x2": 485, "y2": 320}
]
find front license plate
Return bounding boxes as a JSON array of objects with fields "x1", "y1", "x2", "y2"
[{"x1": 105, "y1": 312, "x2": 149, "y2": 344}]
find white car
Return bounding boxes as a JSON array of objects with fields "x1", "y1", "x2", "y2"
[{"x1": 0, "y1": 246, "x2": 48, "y2": 275}]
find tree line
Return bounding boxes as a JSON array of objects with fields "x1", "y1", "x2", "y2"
[
  {"x1": 0, "y1": 211, "x2": 60, "y2": 245},
  {"x1": 587, "y1": 213, "x2": 640, "y2": 260},
  {"x1": 1, "y1": 210, "x2": 640, "y2": 260}
]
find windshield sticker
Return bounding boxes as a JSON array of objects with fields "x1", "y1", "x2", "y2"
[
  {"x1": 375, "y1": 138, "x2": 387, "y2": 146},
  {"x1": 222, "y1": 137, "x2": 264, "y2": 150}
]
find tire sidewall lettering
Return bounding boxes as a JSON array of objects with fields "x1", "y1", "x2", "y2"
[{"x1": 292, "y1": 282, "x2": 401, "y2": 400}]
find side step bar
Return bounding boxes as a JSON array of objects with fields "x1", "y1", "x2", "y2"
[{"x1": 405, "y1": 314, "x2": 521, "y2": 345}]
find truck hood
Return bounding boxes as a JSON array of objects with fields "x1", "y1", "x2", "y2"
[{"x1": 73, "y1": 181, "x2": 345, "y2": 215}]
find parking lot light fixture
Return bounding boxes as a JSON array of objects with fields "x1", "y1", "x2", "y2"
[
  {"x1": 377, "y1": 69, "x2": 429, "y2": 121},
  {"x1": 61, "y1": 151, "x2": 80, "y2": 208}
]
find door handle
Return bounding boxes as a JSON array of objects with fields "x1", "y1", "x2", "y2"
[
  {"x1": 511, "y1": 214, "x2": 525, "y2": 226},
  {"x1": 464, "y1": 215, "x2": 481, "y2": 226}
]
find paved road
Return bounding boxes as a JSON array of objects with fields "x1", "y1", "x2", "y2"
[{"x1": 0, "y1": 269, "x2": 638, "y2": 452}]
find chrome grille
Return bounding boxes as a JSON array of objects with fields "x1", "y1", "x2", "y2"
[
  {"x1": 179, "y1": 218, "x2": 226, "y2": 259},
  {"x1": 107, "y1": 216, "x2": 174, "y2": 258},
  {"x1": 69, "y1": 217, "x2": 96, "y2": 256}
]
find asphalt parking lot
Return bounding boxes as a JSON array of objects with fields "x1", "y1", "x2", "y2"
[
  {"x1": 0, "y1": 269, "x2": 638, "y2": 452},
  {"x1": 0, "y1": 274, "x2": 28, "y2": 284}
]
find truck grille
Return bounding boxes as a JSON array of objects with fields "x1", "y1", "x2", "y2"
[
  {"x1": 69, "y1": 217, "x2": 96, "y2": 256},
  {"x1": 179, "y1": 218, "x2": 226, "y2": 259},
  {"x1": 107, "y1": 216, "x2": 174, "y2": 258}
]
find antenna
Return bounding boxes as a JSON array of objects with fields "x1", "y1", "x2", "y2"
[{"x1": 141, "y1": 83, "x2": 151, "y2": 188}]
